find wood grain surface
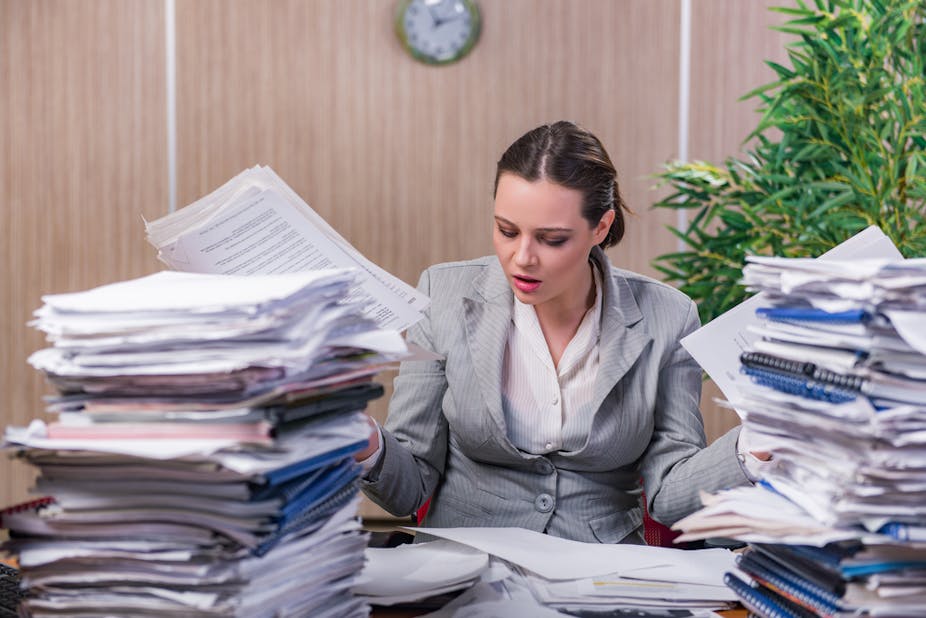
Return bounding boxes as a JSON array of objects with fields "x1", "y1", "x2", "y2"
[{"x1": 1, "y1": 0, "x2": 791, "y2": 517}]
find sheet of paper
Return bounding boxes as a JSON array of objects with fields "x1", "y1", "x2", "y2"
[
  {"x1": 148, "y1": 169, "x2": 429, "y2": 332},
  {"x1": 420, "y1": 580, "x2": 567, "y2": 618},
  {"x1": 681, "y1": 225, "x2": 903, "y2": 413},
  {"x1": 406, "y1": 526, "x2": 735, "y2": 584},
  {"x1": 883, "y1": 310, "x2": 926, "y2": 356},
  {"x1": 353, "y1": 539, "x2": 488, "y2": 600},
  {"x1": 39, "y1": 269, "x2": 348, "y2": 314}
]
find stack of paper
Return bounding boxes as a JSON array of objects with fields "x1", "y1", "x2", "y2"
[
  {"x1": 0, "y1": 267, "x2": 409, "y2": 617},
  {"x1": 393, "y1": 527, "x2": 741, "y2": 614},
  {"x1": 674, "y1": 248, "x2": 926, "y2": 616}
]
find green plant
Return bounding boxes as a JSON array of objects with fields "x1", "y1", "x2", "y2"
[{"x1": 652, "y1": 0, "x2": 926, "y2": 324}]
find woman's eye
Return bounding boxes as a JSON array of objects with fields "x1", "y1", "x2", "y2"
[
  {"x1": 544, "y1": 237, "x2": 568, "y2": 246},
  {"x1": 498, "y1": 228, "x2": 517, "y2": 238}
]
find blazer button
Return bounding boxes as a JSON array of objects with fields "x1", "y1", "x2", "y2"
[
  {"x1": 534, "y1": 493, "x2": 554, "y2": 513},
  {"x1": 535, "y1": 460, "x2": 553, "y2": 475}
]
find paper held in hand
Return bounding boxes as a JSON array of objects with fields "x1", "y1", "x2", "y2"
[{"x1": 144, "y1": 165, "x2": 430, "y2": 333}]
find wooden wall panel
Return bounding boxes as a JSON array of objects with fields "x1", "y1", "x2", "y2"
[
  {"x1": 175, "y1": 0, "x2": 682, "y2": 519},
  {"x1": 689, "y1": 0, "x2": 791, "y2": 163},
  {"x1": 0, "y1": 1, "x2": 167, "y2": 511},
  {"x1": 688, "y1": 1, "x2": 792, "y2": 442},
  {"x1": 175, "y1": 0, "x2": 682, "y2": 282},
  {"x1": 0, "y1": 0, "x2": 801, "y2": 521}
]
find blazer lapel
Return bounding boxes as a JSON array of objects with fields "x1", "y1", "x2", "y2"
[
  {"x1": 462, "y1": 260, "x2": 517, "y2": 447},
  {"x1": 589, "y1": 249, "x2": 653, "y2": 415}
]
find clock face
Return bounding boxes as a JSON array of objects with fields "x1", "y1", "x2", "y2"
[{"x1": 396, "y1": 0, "x2": 480, "y2": 65}]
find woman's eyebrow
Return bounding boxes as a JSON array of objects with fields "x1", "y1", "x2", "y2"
[{"x1": 494, "y1": 216, "x2": 572, "y2": 233}]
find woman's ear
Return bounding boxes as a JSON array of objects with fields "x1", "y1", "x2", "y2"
[{"x1": 595, "y1": 210, "x2": 616, "y2": 244}]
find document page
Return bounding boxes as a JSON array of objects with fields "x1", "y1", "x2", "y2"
[{"x1": 146, "y1": 166, "x2": 429, "y2": 332}]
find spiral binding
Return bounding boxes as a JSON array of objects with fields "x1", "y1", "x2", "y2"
[
  {"x1": 0, "y1": 496, "x2": 55, "y2": 517},
  {"x1": 741, "y1": 365, "x2": 857, "y2": 404},
  {"x1": 724, "y1": 571, "x2": 806, "y2": 618},
  {"x1": 740, "y1": 352, "x2": 865, "y2": 392}
]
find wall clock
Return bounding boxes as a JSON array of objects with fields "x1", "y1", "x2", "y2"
[{"x1": 395, "y1": 0, "x2": 481, "y2": 65}]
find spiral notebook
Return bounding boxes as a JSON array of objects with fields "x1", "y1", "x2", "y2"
[
  {"x1": 736, "y1": 550, "x2": 842, "y2": 617},
  {"x1": 724, "y1": 572, "x2": 813, "y2": 618},
  {"x1": 742, "y1": 347, "x2": 926, "y2": 406},
  {"x1": 740, "y1": 364, "x2": 858, "y2": 404},
  {"x1": 751, "y1": 544, "x2": 846, "y2": 595}
]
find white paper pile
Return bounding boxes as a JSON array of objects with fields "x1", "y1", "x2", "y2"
[
  {"x1": 674, "y1": 239, "x2": 926, "y2": 616},
  {"x1": 374, "y1": 527, "x2": 740, "y2": 614},
  {"x1": 1, "y1": 268, "x2": 407, "y2": 617}
]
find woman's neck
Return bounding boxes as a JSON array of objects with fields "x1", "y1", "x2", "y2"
[{"x1": 534, "y1": 263, "x2": 596, "y2": 367}]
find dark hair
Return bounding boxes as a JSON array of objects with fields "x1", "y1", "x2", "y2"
[{"x1": 493, "y1": 121, "x2": 629, "y2": 249}]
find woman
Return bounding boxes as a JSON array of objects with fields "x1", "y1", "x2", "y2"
[{"x1": 358, "y1": 121, "x2": 761, "y2": 544}]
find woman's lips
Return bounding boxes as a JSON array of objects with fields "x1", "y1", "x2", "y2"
[{"x1": 513, "y1": 275, "x2": 541, "y2": 293}]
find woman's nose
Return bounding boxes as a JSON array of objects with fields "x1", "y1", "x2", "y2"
[{"x1": 514, "y1": 238, "x2": 536, "y2": 266}]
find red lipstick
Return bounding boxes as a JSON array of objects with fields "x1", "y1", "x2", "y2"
[{"x1": 513, "y1": 275, "x2": 541, "y2": 293}]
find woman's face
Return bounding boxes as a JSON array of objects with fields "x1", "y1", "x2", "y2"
[{"x1": 493, "y1": 173, "x2": 612, "y2": 309}]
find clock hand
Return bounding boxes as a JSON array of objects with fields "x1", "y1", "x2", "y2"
[{"x1": 425, "y1": 4, "x2": 444, "y2": 27}]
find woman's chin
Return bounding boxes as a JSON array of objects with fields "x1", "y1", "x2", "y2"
[{"x1": 512, "y1": 287, "x2": 543, "y2": 304}]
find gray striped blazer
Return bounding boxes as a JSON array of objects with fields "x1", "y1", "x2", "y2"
[{"x1": 361, "y1": 247, "x2": 750, "y2": 543}]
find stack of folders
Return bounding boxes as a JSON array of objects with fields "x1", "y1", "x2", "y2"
[
  {"x1": 1, "y1": 267, "x2": 410, "y2": 617},
  {"x1": 674, "y1": 256, "x2": 926, "y2": 618}
]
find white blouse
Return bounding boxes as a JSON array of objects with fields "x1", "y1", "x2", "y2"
[{"x1": 501, "y1": 266, "x2": 603, "y2": 454}]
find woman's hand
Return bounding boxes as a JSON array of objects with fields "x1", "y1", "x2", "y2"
[{"x1": 353, "y1": 414, "x2": 381, "y2": 462}]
